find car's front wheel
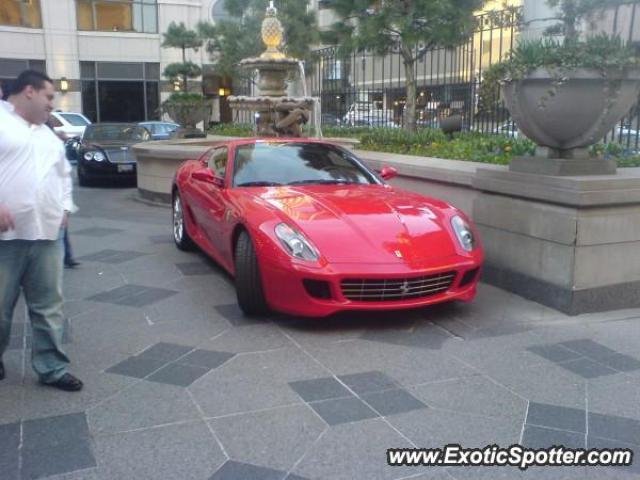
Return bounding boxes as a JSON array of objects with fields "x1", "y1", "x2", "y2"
[
  {"x1": 173, "y1": 191, "x2": 195, "y2": 251},
  {"x1": 235, "y1": 231, "x2": 269, "y2": 316}
]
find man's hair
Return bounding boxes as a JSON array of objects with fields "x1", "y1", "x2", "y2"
[{"x1": 12, "y1": 69, "x2": 53, "y2": 95}]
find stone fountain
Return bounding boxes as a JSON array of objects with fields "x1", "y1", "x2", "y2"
[{"x1": 227, "y1": 1, "x2": 314, "y2": 137}]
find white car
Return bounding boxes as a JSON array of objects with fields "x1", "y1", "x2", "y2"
[
  {"x1": 343, "y1": 103, "x2": 395, "y2": 127},
  {"x1": 495, "y1": 121, "x2": 517, "y2": 137},
  {"x1": 49, "y1": 111, "x2": 92, "y2": 140}
]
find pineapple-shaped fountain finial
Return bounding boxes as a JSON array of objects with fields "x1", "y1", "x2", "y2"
[{"x1": 260, "y1": 1, "x2": 286, "y2": 59}]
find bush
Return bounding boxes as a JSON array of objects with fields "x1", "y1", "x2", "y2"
[
  {"x1": 208, "y1": 123, "x2": 255, "y2": 136},
  {"x1": 207, "y1": 123, "x2": 640, "y2": 167},
  {"x1": 357, "y1": 129, "x2": 535, "y2": 165},
  {"x1": 165, "y1": 92, "x2": 205, "y2": 103},
  {"x1": 503, "y1": 35, "x2": 638, "y2": 81}
]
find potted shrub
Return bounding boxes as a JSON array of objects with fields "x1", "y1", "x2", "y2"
[
  {"x1": 496, "y1": 0, "x2": 640, "y2": 173},
  {"x1": 162, "y1": 92, "x2": 212, "y2": 138},
  {"x1": 160, "y1": 22, "x2": 211, "y2": 138}
]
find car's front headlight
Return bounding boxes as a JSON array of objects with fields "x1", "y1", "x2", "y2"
[
  {"x1": 451, "y1": 215, "x2": 475, "y2": 252},
  {"x1": 83, "y1": 150, "x2": 105, "y2": 162},
  {"x1": 275, "y1": 223, "x2": 319, "y2": 261}
]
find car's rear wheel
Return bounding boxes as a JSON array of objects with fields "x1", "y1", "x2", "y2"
[
  {"x1": 173, "y1": 191, "x2": 195, "y2": 251},
  {"x1": 235, "y1": 231, "x2": 269, "y2": 316}
]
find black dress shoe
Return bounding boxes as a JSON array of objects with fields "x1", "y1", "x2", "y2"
[
  {"x1": 64, "y1": 259, "x2": 81, "y2": 268},
  {"x1": 42, "y1": 373, "x2": 83, "y2": 392},
  {"x1": 0, "y1": 360, "x2": 4, "y2": 380}
]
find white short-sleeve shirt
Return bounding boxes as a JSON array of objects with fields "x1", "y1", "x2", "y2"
[{"x1": 0, "y1": 106, "x2": 75, "y2": 241}]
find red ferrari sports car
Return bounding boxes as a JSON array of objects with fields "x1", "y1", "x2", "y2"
[{"x1": 172, "y1": 138, "x2": 483, "y2": 317}]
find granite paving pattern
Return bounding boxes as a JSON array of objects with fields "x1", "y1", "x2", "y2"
[{"x1": 1, "y1": 181, "x2": 640, "y2": 479}]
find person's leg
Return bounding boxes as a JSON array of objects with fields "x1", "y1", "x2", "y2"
[
  {"x1": 63, "y1": 227, "x2": 80, "y2": 267},
  {"x1": 63, "y1": 227, "x2": 71, "y2": 264},
  {"x1": 0, "y1": 241, "x2": 28, "y2": 375},
  {"x1": 21, "y1": 238, "x2": 70, "y2": 383}
]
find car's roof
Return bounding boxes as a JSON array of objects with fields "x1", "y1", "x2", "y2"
[
  {"x1": 87, "y1": 122, "x2": 142, "y2": 127},
  {"x1": 139, "y1": 121, "x2": 178, "y2": 125},
  {"x1": 52, "y1": 111, "x2": 87, "y2": 115}
]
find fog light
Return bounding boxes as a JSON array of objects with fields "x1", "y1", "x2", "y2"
[
  {"x1": 459, "y1": 268, "x2": 480, "y2": 287},
  {"x1": 303, "y1": 279, "x2": 332, "y2": 299}
]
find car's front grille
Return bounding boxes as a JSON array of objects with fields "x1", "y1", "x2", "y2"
[
  {"x1": 104, "y1": 148, "x2": 135, "y2": 163},
  {"x1": 340, "y1": 271, "x2": 456, "y2": 302}
]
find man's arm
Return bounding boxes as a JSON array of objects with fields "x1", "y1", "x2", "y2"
[
  {"x1": 61, "y1": 156, "x2": 77, "y2": 215},
  {"x1": 0, "y1": 204, "x2": 15, "y2": 232}
]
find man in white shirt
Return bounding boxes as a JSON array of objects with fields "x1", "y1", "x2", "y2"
[
  {"x1": 0, "y1": 70, "x2": 83, "y2": 392},
  {"x1": 0, "y1": 84, "x2": 13, "y2": 113}
]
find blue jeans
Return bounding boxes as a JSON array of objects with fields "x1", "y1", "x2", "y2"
[
  {"x1": 0, "y1": 237, "x2": 70, "y2": 383},
  {"x1": 63, "y1": 227, "x2": 73, "y2": 265}
]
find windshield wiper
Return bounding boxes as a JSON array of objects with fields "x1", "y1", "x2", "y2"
[
  {"x1": 288, "y1": 179, "x2": 355, "y2": 186},
  {"x1": 236, "y1": 181, "x2": 283, "y2": 187}
]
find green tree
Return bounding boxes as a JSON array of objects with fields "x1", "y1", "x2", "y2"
[
  {"x1": 323, "y1": 0, "x2": 484, "y2": 131},
  {"x1": 197, "y1": 0, "x2": 319, "y2": 79},
  {"x1": 544, "y1": 0, "x2": 629, "y2": 39},
  {"x1": 162, "y1": 22, "x2": 203, "y2": 92}
]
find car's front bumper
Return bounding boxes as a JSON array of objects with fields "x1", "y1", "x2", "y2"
[
  {"x1": 260, "y1": 252, "x2": 483, "y2": 317},
  {"x1": 79, "y1": 160, "x2": 137, "y2": 179}
]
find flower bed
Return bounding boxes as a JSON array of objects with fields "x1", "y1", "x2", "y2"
[{"x1": 208, "y1": 124, "x2": 640, "y2": 167}]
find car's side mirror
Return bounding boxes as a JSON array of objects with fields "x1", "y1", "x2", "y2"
[
  {"x1": 192, "y1": 169, "x2": 224, "y2": 187},
  {"x1": 64, "y1": 137, "x2": 81, "y2": 161},
  {"x1": 378, "y1": 166, "x2": 398, "y2": 181}
]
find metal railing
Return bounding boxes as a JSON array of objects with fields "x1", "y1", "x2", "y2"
[
  {"x1": 307, "y1": 8, "x2": 521, "y2": 136},
  {"x1": 234, "y1": 5, "x2": 640, "y2": 154}
]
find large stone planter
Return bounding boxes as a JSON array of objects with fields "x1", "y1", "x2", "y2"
[
  {"x1": 163, "y1": 101, "x2": 212, "y2": 128},
  {"x1": 163, "y1": 100, "x2": 213, "y2": 138},
  {"x1": 473, "y1": 167, "x2": 640, "y2": 314},
  {"x1": 502, "y1": 68, "x2": 640, "y2": 154}
]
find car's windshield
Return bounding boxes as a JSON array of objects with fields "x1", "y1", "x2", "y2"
[
  {"x1": 59, "y1": 113, "x2": 90, "y2": 126},
  {"x1": 84, "y1": 125, "x2": 150, "y2": 142},
  {"x1": 233, "y1": 143, "x2": 378, "y2": 187}
]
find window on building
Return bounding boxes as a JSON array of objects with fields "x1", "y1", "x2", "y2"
[
  {"x1": 80, "y1": 61, "x2": 160, "y2": 122},
  {"x1": 76, "y1": 0, "x2": 158, "y2": 33},
  {"x1": 0, "y1": 0, "x2": 43, "y2": 28},
  {"x1": 0, "y1": 58, "x2": 47, "y2": 97}
]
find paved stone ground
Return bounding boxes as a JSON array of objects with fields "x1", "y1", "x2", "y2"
[{"x1": 2, "y1": 180, "x2": 640, "y2": 480}]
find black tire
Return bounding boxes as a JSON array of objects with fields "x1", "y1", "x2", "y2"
[
  {"x1": 172, "y1": 191, "x2": 196, "y2": 251},
  {"x1": 235, "y1": 231, "x2": 269, "y2": 316}
]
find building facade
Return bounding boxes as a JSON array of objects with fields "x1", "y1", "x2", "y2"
[
  {"x1": 2, "y1": 0, "x2": 638, "y2": 125},
  {"x1": 0, "y1": 0, "x2": 229, "y2": 122}
]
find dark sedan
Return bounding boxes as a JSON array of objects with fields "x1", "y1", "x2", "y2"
[{"x1": 77, "y1": 123, "x2": 151, "y2": 186}]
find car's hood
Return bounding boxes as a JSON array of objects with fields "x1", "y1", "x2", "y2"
[
  {"x1": 82, "y1": 140, "x2": 143, "y2": 149},
  {"x1": 250, "y1": 185, "x2": 459, "y2": 264}
]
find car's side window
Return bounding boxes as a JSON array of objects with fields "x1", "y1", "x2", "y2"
[{"x1": 208, "y1": 147, "x2": 228, "y2": 178}]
